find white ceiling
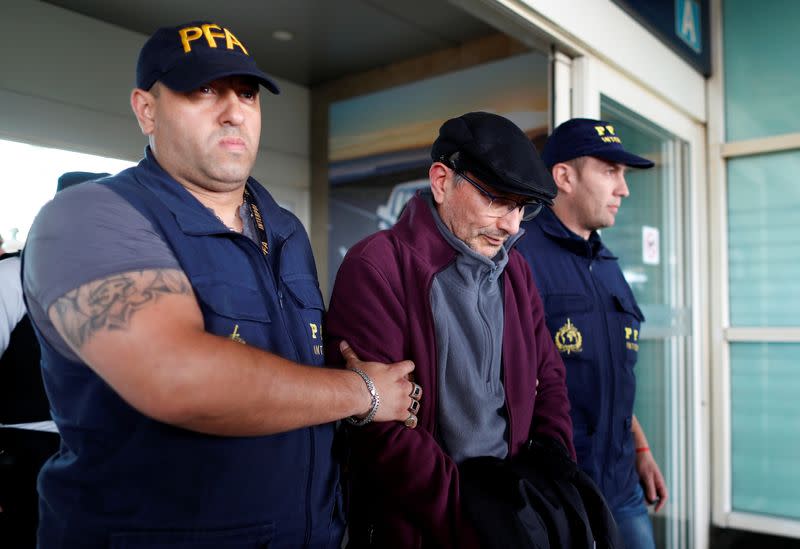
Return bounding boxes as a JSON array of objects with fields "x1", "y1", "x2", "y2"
[{"x1": 44, "y1": 0, "x2": 497, "y2": 86}]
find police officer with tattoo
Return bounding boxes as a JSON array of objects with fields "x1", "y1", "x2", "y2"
[{"x1": 22, "y1": 21, "x2": 417, "y2": 548}]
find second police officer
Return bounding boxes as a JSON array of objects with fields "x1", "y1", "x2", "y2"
[{"x1": 517, "y1": 118, "x2": 668, "y2": 549}]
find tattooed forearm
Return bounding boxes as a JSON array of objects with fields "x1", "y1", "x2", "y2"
[{"x1": 50, "y1": 269, "x2": 192, "y2": 350}]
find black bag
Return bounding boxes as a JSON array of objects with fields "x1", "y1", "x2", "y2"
[{"x1": 458, "y1": 436, "x2": 623, "y2": 549}]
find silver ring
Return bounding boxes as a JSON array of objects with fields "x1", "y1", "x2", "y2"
[
  {"x1": 409, "y1": 383, "x2": 422, "y2": 400},
  {"x1": 404, "y1": 414, "x2": 418, "y2": 429},
  {"x1": 408, "y1": 399, "x2": 420, "y2": 414}
]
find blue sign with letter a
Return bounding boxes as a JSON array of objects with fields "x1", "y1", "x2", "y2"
[
  {"x1": 611, "y1": 0, "x2": 709, "y2": 74},
  {"x1": 675, "y1": 0, "x2": 701, "y2": 53}
]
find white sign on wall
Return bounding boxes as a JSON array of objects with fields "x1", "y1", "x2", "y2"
[{"x1": 642, "y1": 225, "x2": 660, "y2": 265}]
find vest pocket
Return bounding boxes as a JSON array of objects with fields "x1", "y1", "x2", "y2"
[
  {"x1": 611, "y1": 293, "x2": 643, "y2": 365},
  {"x1": 191, "y1": 276, "x2": 272, "y2": 323},
  {"x1": 281, "y1": 274, "x2": 325, "y2": 364},
  {"x1": 543, "y1": 294, "x2": 598, "y2": 426},
  {"x1": 190, "y1": 277, "x2": 272, "y2": 344},
  {"x1": 281, "y1": 274, "x2": 325, "y2": 311},
  {"x1": 542, "y1": 293, "x2": 591, "y2": 358},
  {"x1": 611, "y1": 293, "x2": 644, "y2": 323},
  {"x1": 110, "y1": 522, "x2": 274, "y2": 548},
  {"x1": 611, "y1": 293, "x2": 642, "y2": 415},
  {"x1": 544, "y1": 293, "x2": 591, "y2": 316}
]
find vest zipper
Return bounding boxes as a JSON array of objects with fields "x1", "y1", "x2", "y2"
[
  {"x1": 587, "y1": 254, "x2": 615, "y2": 486},
  {"x1": 304, "y1": 427, "x2": 315, "y2": 547},
  {"x1": 500, "y1": 276, "x2": 514, "y2": 453},
  {"x1": 236, "y1": 231, "x2": 314, "y2": 544}
]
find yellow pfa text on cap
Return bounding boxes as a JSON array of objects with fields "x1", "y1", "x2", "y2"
[
  {"x1": 179, "y1": 24, "x2": 249, "y2": 55},
  {"x1": 594, "y1": 125, "x2": 621, "y2": 144}
]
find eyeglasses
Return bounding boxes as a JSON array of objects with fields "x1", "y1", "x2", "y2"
[{"x1": 456, "y1": 171, "x2": 544, "y2": 221}]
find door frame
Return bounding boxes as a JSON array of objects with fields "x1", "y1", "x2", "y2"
[{"x1": 557, "y1": 53, "x2": 709, "y2": 549}]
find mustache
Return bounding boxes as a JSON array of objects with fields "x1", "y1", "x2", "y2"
[
  {"x1": 214, "y1": 129, "x2": 247, "y2": 142},
  {"x1": 480, "y1": 230, "x2": 509, "y2": 240}
]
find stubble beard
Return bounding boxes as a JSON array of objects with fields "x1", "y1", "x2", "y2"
[{"x1": 197, "y1": 149, "x2": 257, "y2": 191}]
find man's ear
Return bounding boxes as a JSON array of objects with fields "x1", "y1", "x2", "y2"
[
  {"x1": 429, "y1": 162, "x2": 450, "y2": 205},
  {"x1": 551, "y1": 163, "x2": 575, "y2": 195},
  {"x1": 130, "y1": 88, "x2": 156, "y2": 136}
]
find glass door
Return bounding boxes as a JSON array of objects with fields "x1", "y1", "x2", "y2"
[
  {"x1": 561, "y1": 56, "x2": 707, "y2": 549},
  {"x1": 599, "y1": 96, "x2": 692, "y2": 549}
]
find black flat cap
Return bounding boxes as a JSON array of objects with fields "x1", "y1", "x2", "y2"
[{"x1": 431, "y1": 111, "x2": 556, "y2": 204}]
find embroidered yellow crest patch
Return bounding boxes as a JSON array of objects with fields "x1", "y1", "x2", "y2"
[
  {"x1": 229, "y1": 324, "x2": 246, "y2": 345},
  {"x1": 555, "y1": 318, "x2": 583, "y2": 355}
]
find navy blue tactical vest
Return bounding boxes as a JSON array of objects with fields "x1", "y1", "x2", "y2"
[
  {"x1": 517, "y1": 207, "x2": 644, "y2": 512},
  {"x1": 34, "y1": 151, "x2": 343, "y2": 548}
]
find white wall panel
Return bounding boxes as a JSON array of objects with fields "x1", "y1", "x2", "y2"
[{"x1": 0, "y1": 0, "x2": 311, "y2": 227}]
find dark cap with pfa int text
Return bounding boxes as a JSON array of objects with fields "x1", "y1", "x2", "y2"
[
  {"x1": 542, "y1": 118, "x2": 654, "y2": 170},
  {"x1": 136, "y1": 21, "x2": 280, "y2": 94}
]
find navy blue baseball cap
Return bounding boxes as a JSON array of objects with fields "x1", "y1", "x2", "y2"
[
  {"x1": 136, "y1": 21, "x2": 280, "y2": 94},
  {"x1": 542, "y1": 118, "x2": 654, "y2": 170},
  {"x1": 431, "y1": 112, "x2": 556, "y2": 204}
]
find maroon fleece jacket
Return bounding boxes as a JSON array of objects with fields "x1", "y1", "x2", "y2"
[{"x1": 325, "y1": 193, "x2": 574, "y2": 548}]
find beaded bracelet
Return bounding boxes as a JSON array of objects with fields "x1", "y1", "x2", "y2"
[{"x1": 345, "y1": 367, "x2": 380, "y2": 426}]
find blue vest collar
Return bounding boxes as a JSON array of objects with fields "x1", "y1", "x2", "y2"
[
  {"x1": 133, "y1": 147, "x2": 296, "y2": 242},
  {"x1": 536, "y1": 207, "x2": 616, "y2": 260}
]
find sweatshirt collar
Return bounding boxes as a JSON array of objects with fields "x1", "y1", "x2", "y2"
[{"x1": 423, "y1": 191, "x2": 517, "y2": 277}]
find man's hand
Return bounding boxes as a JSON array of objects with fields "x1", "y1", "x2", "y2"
[
  {"x1": 340, "y1": 340, "x2": 418, "y2": 423},
  {"x1": 636, "y1": 449, "x2": 668, "y2": 512}
]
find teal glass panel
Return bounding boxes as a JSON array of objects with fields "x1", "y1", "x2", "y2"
[
  {"x1": 600, "y1": 118, "x2": 666, "y2": 309},
  {"x1": 731, "y1": 342, "x2": 800, "y2": 519},
  {"x1": 727, "y1": 150, "x2": 800, "y2": 327},
  {"x1": 723, "y1": 0, "x2": 800, "y2": 140},
  {"x1": 634, "y1": 338, "x2": 669, "y2": 487},
  {"x1": 602, "y1": 97, "x2": 691, "y2": 549},
  {"x1": 634, "y1": 340, "x2": 672, "y2": 549}
]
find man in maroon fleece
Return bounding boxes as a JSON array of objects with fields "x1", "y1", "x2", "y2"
[{"x1": 326, "y1": 112, "x2": 574, "y2": 548}]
